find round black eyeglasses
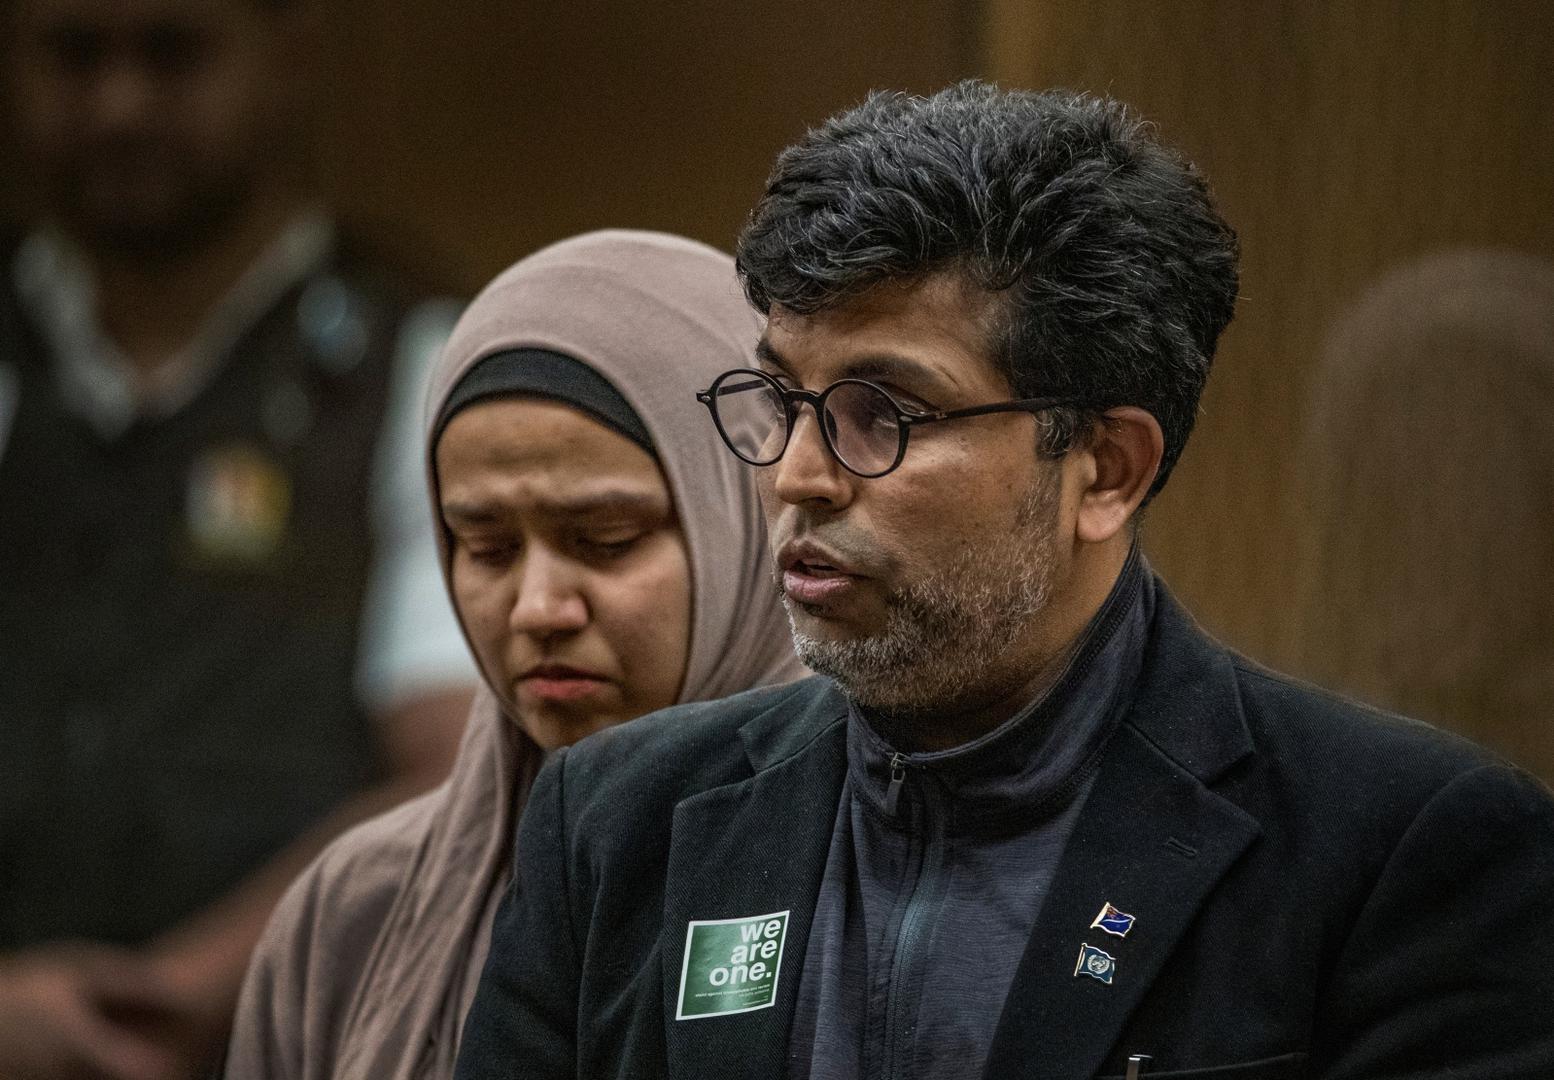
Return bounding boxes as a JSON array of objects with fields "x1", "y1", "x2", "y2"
[{"x1": 696, "y1": 368, "x2": 1097, "y2": 479}]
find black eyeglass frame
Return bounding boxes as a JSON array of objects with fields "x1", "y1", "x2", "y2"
[{"x1": 696, "y1": 367, "x2": 1103, "y2": 479}]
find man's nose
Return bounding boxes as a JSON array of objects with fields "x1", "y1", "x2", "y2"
[
  {"x1": 510, "y1": 545, "x2": 589, "y2": 638},
  {"x1": 769, "y1": 407, "x2": 854, "y2": 509}
]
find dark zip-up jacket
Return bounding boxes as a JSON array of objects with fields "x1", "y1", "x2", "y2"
[
  {"x1": 455, "y1": 581, "x2": 1554, "y2": 1080},
  {"x1": 790, "y1": 552, "x2": 1153, "y2": 1079}
]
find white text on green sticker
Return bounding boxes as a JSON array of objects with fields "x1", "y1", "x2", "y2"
[{"x1": 675, "y1": 909, "x2": 789, "y2": 1020}]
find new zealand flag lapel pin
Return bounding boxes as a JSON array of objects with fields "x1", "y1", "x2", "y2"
[
  {"x1": 1075, "y1": 943, "x2": 1117, "y2": 984},
  {"x1": 1090, "y1": 901, "x2": 1136, "y2": 938}
]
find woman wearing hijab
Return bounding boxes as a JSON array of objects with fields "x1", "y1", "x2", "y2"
[{"x1": 224, "y1": 230, "x2": 806, "y2": 1079}]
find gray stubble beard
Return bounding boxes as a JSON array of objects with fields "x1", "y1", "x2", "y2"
[{"x1": 782, "y1": 473, "x2": 1061, "y2": 716}]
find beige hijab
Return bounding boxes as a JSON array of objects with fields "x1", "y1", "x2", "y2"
[{"x1": 227, "y1": 230, "x2": 805, "y2": 1079}]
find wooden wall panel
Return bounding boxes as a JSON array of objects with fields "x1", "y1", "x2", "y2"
[{"x1": 310, "y1": 0, "x2": 980, "y2": 288}]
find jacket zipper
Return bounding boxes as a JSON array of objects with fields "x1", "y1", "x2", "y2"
[
  {"x1": 879, "y1": 757, "x2": 945, "y2": 1080},
  {"x1": 883, "y1": 752, "x2": 908, "y2": 817}
]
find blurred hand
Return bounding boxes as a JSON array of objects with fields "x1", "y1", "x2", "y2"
[{"x1": 0, "y1": 944, "x2": 186, "y2": 1080}]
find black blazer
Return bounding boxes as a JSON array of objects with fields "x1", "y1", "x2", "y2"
[{"x1": 456, "y1": 586, "x2": 1554, "y2": 1079}]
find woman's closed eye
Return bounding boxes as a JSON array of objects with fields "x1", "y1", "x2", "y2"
[
  {"x1": 462, "y1": 537, "x2": 521, "y2": 567},
  {"x1": 573, "y1": 528, "x2": 649, "y2": 560}
]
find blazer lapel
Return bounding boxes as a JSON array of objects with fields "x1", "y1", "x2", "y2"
[
  {"x1": 985, "y1": 723, "x2": 1260, "y2": 1078},
  {"x1": 985, "y1": 587, "x2": 1263, "y2": 1079},
  {"x1": 661, "y1": 682, "x2": 849, "y2": 1080}
]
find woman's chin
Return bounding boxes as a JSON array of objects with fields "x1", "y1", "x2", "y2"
[{"x1": 517, "y1": 699, "x2": 626, "y2": 751}]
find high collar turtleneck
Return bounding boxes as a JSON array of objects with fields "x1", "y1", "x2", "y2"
[{"x1": 846, "y1": 545, "x2": 1154, "y2": 837}]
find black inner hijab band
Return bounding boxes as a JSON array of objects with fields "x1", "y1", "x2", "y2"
[{"x1": 432, "y1": 348, "x2": 657, "y2": 459}]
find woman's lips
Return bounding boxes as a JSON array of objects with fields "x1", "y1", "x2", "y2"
[{"x1": 518, "y1": 668, "x2": 608, "y2": 702}]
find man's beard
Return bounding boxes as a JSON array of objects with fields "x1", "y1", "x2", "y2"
[{"x1": 782, "y1": 473, "x2": 1061, "y2": 717}]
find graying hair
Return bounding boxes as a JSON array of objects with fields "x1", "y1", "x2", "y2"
[{"x1": 737, "y1": 80, "x2": 1240, "y2": 499}]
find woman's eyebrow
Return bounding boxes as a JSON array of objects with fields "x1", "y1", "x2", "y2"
[
  {"x1": 541, "y1": 490, "x2": 668, "y2": 517},
  {"x1": 441, "y1": 500, "x2": 502, "y2": 526},
  {"x1": 442, "y1": 490, "x2": 667, "y2": 525}
]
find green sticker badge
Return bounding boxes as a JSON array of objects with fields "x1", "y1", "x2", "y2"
[{"x1": 675, "y1": 909, "x2": 790, "y2": 1020}]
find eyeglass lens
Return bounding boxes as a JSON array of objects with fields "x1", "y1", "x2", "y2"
[
  {"x1": 709, "y1": 375, "x2": 787, "y2": 464},
  {"x1": 826, "y1": 381, "x2": 899, "y2": 474},
  {"x1": 710, "y1": 372, "x2": 903, "y2": 475}
]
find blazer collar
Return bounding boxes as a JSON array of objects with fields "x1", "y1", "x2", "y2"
[
  {"x1": 739, "y1": 675, "x2": 850, "y2": 773},
  {"x1": 736, "y1": 579, "x2": 1252, "y2": 786},
  {"x1": 1123, "y1": 580, "x2": 1255, "y2": 785}
]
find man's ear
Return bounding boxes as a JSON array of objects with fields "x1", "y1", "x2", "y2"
[{"x1": 1075, "y1": 407, "x2": 1163, "y2": 544}]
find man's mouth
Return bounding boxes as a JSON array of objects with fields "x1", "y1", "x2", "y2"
[
  {"x1": 779, "y1": 541, "x2": 864, "y2": 607},
  {"x1": 784, "y1": 564, "x2": 859, "y2": 606}
]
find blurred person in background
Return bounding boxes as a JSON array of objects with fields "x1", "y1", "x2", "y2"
[
  {"x1": 0, "y1": 0, "x2": 475, "y2": 1075},
  {"x1": 1293, "y1": 248, "x2": 1554, "y2": 786},
  {"x1": 226, "y1": 229, "x2": 807, "y2": 1080}
]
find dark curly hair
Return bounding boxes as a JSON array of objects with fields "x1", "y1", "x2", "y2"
[{"x1": 736, "y1": 80, "x2": 1240, "y2": 499}]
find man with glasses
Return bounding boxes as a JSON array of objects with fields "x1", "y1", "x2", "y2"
[{"x1": 457, "y1": 83, "x2": 1554, "y2": 1079}]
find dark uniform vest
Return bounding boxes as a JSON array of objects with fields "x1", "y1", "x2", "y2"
[{"x1": 0, "y1": 229, "x2": 444, "y2": 948}]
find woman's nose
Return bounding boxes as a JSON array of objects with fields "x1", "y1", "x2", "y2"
[{"x1": 509, "y1": 545, "x2": 589, "y2": 638}]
